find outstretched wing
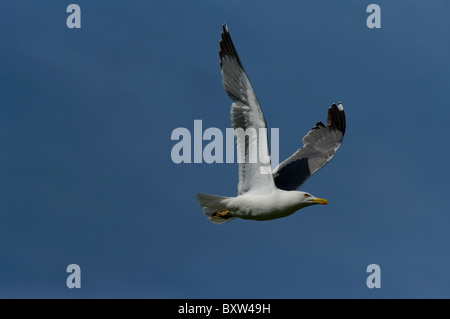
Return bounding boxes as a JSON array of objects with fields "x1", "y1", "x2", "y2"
[
  {"x1": 219, "y1": 24, "x2": 275, "y2": 195},
  {"x1": 273, "y1": 103, "x2": 346, "y2": 191}
]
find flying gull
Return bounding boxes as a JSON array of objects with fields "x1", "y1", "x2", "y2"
[{"x1": 197, "y1": 24, "x2": 346, "y2": 224}]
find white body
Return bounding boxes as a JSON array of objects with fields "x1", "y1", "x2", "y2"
[{"x1": 226, "y1": 190, "x2": 311, "y2": 221}]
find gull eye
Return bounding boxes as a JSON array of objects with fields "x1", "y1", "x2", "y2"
[{"x1": 304, "y1": 194, "x2": 311, "y2": 198}]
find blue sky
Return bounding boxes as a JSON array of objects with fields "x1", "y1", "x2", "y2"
[{"x1": 1, "y1": 1, "x2": 449, "y2": 298}]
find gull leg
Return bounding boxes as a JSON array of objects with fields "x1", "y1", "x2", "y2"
[{"x1": 212, "y1": 210, "x2": 232, "y2": 219}]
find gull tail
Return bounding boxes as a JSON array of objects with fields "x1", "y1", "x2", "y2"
[{"x1": 196, "y1": 193, "x2": 235, "y2": 225}]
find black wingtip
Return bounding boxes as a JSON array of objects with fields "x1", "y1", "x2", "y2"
[
  {"x1": 219, "y1": 24, "x2": 244, "y2": 70},
  {"x1": 327, "y1": 102, "x2": 346, "y2": 135}
]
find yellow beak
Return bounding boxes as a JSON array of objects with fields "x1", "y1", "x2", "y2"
[{"x1": 312, "y1": 198, "x2": 328, "y2": 205}]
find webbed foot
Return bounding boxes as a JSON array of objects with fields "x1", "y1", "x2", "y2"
[{"x1": 212, "y1": 210, "x2": 232, "y2": 219}]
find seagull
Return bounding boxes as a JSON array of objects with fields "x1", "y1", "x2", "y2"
[{"x1": 197, "y1": 24, "x2": 346, "y2": 224}]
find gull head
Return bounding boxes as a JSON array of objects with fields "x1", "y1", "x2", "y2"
[{"x1": 297, "y1": 191, "x2": 328, "y2": 207}]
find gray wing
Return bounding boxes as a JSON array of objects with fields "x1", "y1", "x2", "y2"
[
  {"x1": 273, "y1": 103, "x2": 346, "y2": 191},
  {"x1": 219, "y1": 24, "x2": 276, "y2": 195}
]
